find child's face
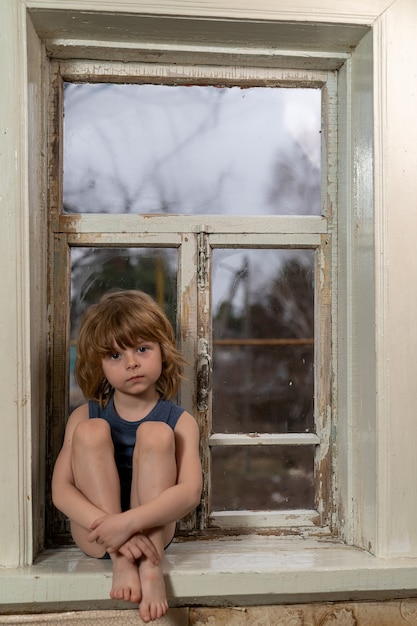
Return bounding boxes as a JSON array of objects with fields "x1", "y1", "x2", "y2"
[{"x1": 101, "y1": 338, "x2": 163, "y2": 398}]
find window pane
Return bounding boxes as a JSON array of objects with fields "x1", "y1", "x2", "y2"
[
  {"x1": 64, "y1": 83, "x2": 321, "y2": 216},
  {"x1": 69, "y1": 247, "x2": 178, "y2": 409},
  {"x1": 212, "y1": 249, "x2": 314, "y2": 434},
  {"x1": 211, "y1": 445, "x2": 315, "y2": 511}
]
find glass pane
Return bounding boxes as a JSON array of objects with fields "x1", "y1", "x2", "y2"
[
  {"x1": 64, "y1": 83, "x2": 321, "y2": 216},
  {"x1": 212, "y1": 249, "x2": 314, "y2": 433},
  {"x1": 211, "y1": 445, "x2": 315, "y2": 511},
  {"x1": 69, "y1": 247, "x2": 178, "y2": 410}
]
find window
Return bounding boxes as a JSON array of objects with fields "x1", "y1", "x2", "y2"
[
  {"x1": 46, "y1": 64, "x2": 336, "y2": 544},
  {"x1": 3, "y1": 0, "x2": 417, "y2": 612}
]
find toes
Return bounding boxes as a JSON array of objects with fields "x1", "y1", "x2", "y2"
[
  {"x1": 139, "y1": 602, "x2": 168, "y2": 623},
  {"x1": 130, "y1": 590, "x2": 141, "y2": 604}
]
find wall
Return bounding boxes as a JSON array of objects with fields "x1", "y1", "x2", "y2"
[{"x1": 2, "y1": 601, "x2": 417, "y2": 625}]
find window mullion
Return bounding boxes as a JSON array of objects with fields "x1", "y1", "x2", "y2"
[
  {"x1": 196, "y1": 232, "x2": 212, "y2": 530},
  {"x1": 209, "y1": 433, "x2": 320, "y2": 446},
  {"x1": 59, "y1": 214, "x2": 328, "y2": 237}
]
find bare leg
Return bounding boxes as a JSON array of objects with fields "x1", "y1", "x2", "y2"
[
  {"x1": 70, "y1": 418, "x2": 142, "y2": 603},
  {"x1": 131, "y1": 421, "x2": 177, "y2": 623}
]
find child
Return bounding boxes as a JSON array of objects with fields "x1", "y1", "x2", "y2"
[{"x1": 52, "y1": 290, "x2": 202, "y2": 623}]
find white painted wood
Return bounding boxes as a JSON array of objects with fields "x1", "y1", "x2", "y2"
[
  {"x1": 211, "y1": 510, "x2": 320, "y2": 528},
  {"x1": 2, "y1": 538, "x2": 417, "y2": 609},
  {"x1": 177, "y1": 234, "x2": 198, "y2": 414},
  {"x1": 46, "y1": 43, "x2": 350, "y2": 71},
  {"x1": 334, "y1": 0, "x2": 417, "y2": 559},
  {"x1": 24, "y1": 0, "x2": 395, "y2": 25},
  {"x1": 208, "y1": 233, "x2": 322, "y2": 246},
  {"x1": 27, "y1": 8, "x2": 49, "y2": 563},
  {"x1": 0, "y1": 0, "x2": 33, "y2": 568},
  {"x1": 62, "y1": 214, "x2": 327, "y2": 235},
  {"x1": 373, "y1": 0, "x2": 417, "y2": 558},
  {"x1": 58, "y1": 59, "x2": 332, "y2": 84},
  {"x1": 67, "y1": 232, "x2": 183, "y2": 245},
  {"x1": 27, "y1": 19, "x2": 366, "y2": 72},
  {"x1": 209, "y1": 433, "x2": 320, "y2": 446},
  {"x1": 336, "y1": 31, "x2": 378, "y2": 554}
]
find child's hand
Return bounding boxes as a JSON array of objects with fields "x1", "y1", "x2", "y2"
[
  {"x1": 119, "y1": 532, "x2": 160, "y2": 564},
  {"x1": 88, "y1": 512, "x2": 133, "y2": 552}
]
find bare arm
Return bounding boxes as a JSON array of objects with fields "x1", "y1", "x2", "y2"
[{"x1": 89, "y1": 411, "x2": 202, "y2": 551}]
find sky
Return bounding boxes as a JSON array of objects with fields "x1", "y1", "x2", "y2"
[
  {"x1": 64, "y1": 83, "x2": 321, "y2": 216},
  {"x1": 65, "y1": 82, "x2": 321, "y2": 314}
]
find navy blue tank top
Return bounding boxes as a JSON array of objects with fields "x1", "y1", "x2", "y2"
[{"x1": 88, "y1": 395, "x2": 184, "y2": 510}]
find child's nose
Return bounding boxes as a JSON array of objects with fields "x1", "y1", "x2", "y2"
[{"x1": 127, "y1": 353, "x2": 139, "y2": 368}]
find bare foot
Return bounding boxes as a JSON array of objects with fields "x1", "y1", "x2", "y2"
[
  {"x1": 110, "y1": 552, "x2": 141, "y2": 603},
  {"x1": 138, "y1": 557, "x2": 168, "y2": 623}
]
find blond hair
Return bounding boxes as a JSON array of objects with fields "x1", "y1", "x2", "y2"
[{"x1": 75, "y1": 290, "x2": 186, "y2": 406}]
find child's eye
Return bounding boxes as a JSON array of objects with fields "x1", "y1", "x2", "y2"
[
  {"x1": 109, "y1": 352, "x2": 121, "y2": 360},
  {"x1": 137, "y1": 346, "x2": 148, "y2": 353}
]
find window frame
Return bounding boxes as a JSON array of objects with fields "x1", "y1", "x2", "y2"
[{"x1": 45, "y1": 60, "x2": 336, "y2": 543}]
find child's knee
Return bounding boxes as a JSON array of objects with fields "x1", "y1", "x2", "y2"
[
  {"x1": 73, "y1": 418, "x2": 112, "y2": 449},
  {"x1": 135, "y1": 422, "x2": 175, "y2": 455}
]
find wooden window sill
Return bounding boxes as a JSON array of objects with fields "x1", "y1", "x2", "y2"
[{"x1": 1, "y1": 536, "x2": 417, "y2": 612}]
